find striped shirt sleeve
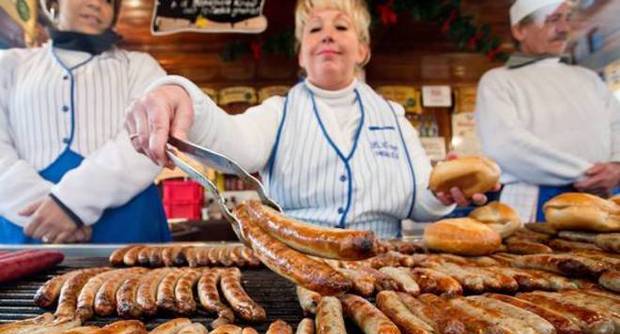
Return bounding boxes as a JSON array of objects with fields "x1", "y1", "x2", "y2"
[
  {"x1": 0, "y1": 49, "x2": 54, "y2": 227},
  {"x1": 390, "y1": 101, "x2": 455, "y2": 221}
]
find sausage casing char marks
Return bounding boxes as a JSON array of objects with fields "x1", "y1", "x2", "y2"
[
  {"x1": 54, "y1": 268, "x2": 110, "y2": 320},
  {"x1": 242, "y1": 201, "x2": 376, "y2": 260},
  {"x1": 376, "y1": 291, "x2": 434, "y2": 334},
  {"x1": 197, "y1": 269, "x2": 235, "y2": 328},
  {"x1": 234, "y1": 205, "x2": 352, "y2": 296},
  {"x1": 175, "y1": 268, "x2": 203, "y2": 314},
  {"x1": 156, "y1": 268, "x2": 184, "y2": 312},
  {"x1": 136, "y1": 268, "x2": 172, "y2": 317},
  {"x1": 220, "y1": 267, "x2": 267, "y2": 322},
  {"x1": 94, "y1": 268, "x2": 147, "y2": 317},
  {"x1": 410, "y1": 267, "x2": 463, "y2": 297},
  {"x1": 340, "y1": 294, "x2": 400, "y2": 334},
  {"x1": 315, "y1": 296, "x2": 346, "y2": 334},
  {"x1": 265, "y1": 320, "x2": 293, "y2": 334},
  {"x1": 396, "y1": 292, "x2": 466, "y2": 334}
]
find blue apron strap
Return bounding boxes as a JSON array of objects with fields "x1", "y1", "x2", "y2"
[
  {"x1": 0, "y1": 149, "x2": 170, "y2": 244},
  {"x1": 536, "y1": 185, "x2": 575, "y2": 222}
]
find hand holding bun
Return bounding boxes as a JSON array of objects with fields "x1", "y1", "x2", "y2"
[
  {"x1": 544, "y1": 192, "x2": 620, "y2": 232},
  {"x1": 423, "y1": 218, "x2": 502, "y2": 256},
  {"x1": 429, "y1": 156, "x2": 500, "y2": 198},
  {"x1": 469, "y1": 202, "x2": 522, "y2": 238}
]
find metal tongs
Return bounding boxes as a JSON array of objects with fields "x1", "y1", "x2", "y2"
[{"x1": 165, "y1": 136, "x2": 282, "y2": 246}]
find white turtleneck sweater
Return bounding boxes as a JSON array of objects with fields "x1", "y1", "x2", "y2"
[{"x1": 150, "y1": 75, "x2": 454, "y2": 227}]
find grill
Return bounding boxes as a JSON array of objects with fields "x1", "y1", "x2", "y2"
[{"x1": 0, "y1": 257, "x2": 319, "y2": 332}]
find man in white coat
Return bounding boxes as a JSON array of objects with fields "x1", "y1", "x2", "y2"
[{"x1": 475, "y1": 0, "x2": 620, "y2": 222}]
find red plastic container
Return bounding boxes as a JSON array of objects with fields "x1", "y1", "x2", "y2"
[{"x1": 161, "y1": 179, "x2": 204, "y2": 220}]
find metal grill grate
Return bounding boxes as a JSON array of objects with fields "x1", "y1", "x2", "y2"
[{"x1": 0, "y1": 257, "x2": 317, "y2": 331}]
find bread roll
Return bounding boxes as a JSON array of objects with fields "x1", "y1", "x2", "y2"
[
  {"x1": 610, "y1": 195, "x2": 620, "y2": 206},
  {"x1": 469, "y1": 202, "x2": 522, "y2": 238},
  {"x1": 543, "y1": 193, "x2": 620, "y2": 232},
  {"x1": 423, "y1": 218, "x2": 502, "y2": 256},
  {"x1": 429, "y1": 156, "x2": 500, "y2": 198}
]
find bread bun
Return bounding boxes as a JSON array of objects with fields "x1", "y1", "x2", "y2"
[
  {"x1": 610, "y1": 195, "x2": 620, "y2": 206},
  {"x1": 469, "y1": 202, "x2": 522, "y2": 238},
  {"x1": 544, "y1": 192, "x2": 620, "y2": 232},
  {"x1": 429, "y1": 156, "x2": 500, "y2": 198},
  {"x1": 423, "y1": 218, "x2": 502, "y2": 256}
]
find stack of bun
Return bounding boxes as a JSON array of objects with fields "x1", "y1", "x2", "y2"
[
  {"x1": 429, "y1": 156, "x2": 500, "y2": 198},
  {"x1": 543, "y1": 192, "x2": 620, "y2": 232}
]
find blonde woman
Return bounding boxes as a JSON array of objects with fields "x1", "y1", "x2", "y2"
[
  {"x1": 0, "y1": 0, "x2": 170, "y2": 243},
  {"x1": 127, "y1": 0, "x2": 488, "y2": 238}
]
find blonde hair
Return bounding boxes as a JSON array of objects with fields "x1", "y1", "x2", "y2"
[{"x1": 295, "y1": 0, "x2": 371, "y2": 66}]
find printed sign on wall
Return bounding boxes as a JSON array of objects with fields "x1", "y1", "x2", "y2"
[
  {"x1": 0, "y1": 0, "x2": 38, "y2": 44},
  {"x1": 151, "y1": 0, "x2": 268, "y2": 35}
]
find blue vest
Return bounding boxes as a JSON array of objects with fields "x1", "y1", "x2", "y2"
[{"x1": 261, "y1": 82, "x2": 416, "y2": 238}]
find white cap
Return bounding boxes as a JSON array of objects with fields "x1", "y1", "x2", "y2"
[{"x1": 510, "y1": 0, "x2": 565, "y2": 26}]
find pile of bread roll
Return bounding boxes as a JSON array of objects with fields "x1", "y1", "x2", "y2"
[{"x1": 543, "y1": 192, "x2": 620, "y2": 232}]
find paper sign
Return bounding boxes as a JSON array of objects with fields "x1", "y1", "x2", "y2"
[
  {"x1": 376, "y1": 86, "x2": 421, "y2": 114},
  {"x1": 151, "y1": 0, "x2": 268, "y2": 35},
  {"x1": 420, "y1": 137, "x2": 447, "y2": 162},
  {"x1": 422, "y1": 86, "x2": 452, "y2": 108},
  {"x1": 451, "y1": 112, "x2": 482, "y2": 155}
]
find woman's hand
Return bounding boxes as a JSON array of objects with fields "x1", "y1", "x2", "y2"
[
  {"x1": 125, "y1": 85, "x2": 194, "y2": 167},
  {"x1": 433, "y1": 152, "x2": 500, "y2": 207},
  {"x1": 21, "y1": 197, "x2": 78, "y2": 243}
]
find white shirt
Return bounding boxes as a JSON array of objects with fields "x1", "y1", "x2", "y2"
[
  {"x1": 151, "y1": 75, "x2": 454, "y2": 233},
  {"x1": 0, "y1": 43, "x2": 165, "y2": 226},
  {"x1": 475, "y1": 58, "x2": 620, "y2": 221}
]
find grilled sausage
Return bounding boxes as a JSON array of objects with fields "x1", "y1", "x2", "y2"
[
  {"x1": 123, "y1": 246, "x2": 145, "y2": 266},
  {"x1": 234, "y1": 205, "x2": 352, "y2": 296},
  {"x1": 228, "y1": 245, "x2": 247, "y2": 267},
  {"x1": 209, "y1": 325, "x2": 243, "y2": 334},
  {"x1": 149, "y1": 318, "x2": 192, "y2": 334},
  {"x1": 35, "y1": 271, "x2": 79, "y2": 308},
  {"x1": 466, "y1": 296, "x2": 555, "y2": 334},
  {"x1": 26, "y1": 317, "x2": 82, "y2": 334},
  {"x1": 376, "y1": 291, "x2": 433, "y2": 334},
  {"x1": 599, "y1": 270, "x2": 620, "y2": 292},
  {"x1": 116, "y1": 276, "x2": 142, "y2": 319},
  {"x1": 397, "y1": 293, "x2": 466, "y2": 334},
  {"x1": 450, "y1": 297, "x2": 529, "y2": 334},
  {"x1": 193, "y1": 247, "x2": 209, "y2": 267},
  {"x1": 184, "y1": 247, "x2": 199, "y2": 267},
  {"x1": 418, "y1": 293, "x2": 511, "y2": 334},
  {"x1": 137, "y1": 247, "x2": 152, "y2": 267},
  {"x1": 340, "y1": 294, "x2": 400, "y2": 334},
  {"x1": 266, "y1": 320, "x2": 293, "y2": 334},
  {"x1": 55, "y1": 326, "x2": 106, "y2": 334},
  {"x1": 109, "y1": 246, "x2": 135, "y2": 266},
  {"x1": 156, "y1": 268, "x2": 184, "y2": 312},
  {"x1": 148, "y1": 247, "x2": 164, "y2": 267},
  {"x1": 0, "y1": 313, "x2": 54, "y2": 334},
  {"x1": 517, "y1": 292, "x2": 615, "y2": 334},
  {"x1": 315, "y1": 296, "x2": 346, "y2": 334},
  {"x1": 296, "y1": 319, "x2": 314, "y2": 334},
  {"x1": 512, "y1": 254, "x2": 610, "y2": 279},
  {"x1": 296, "y1": 286, "x2": 321, "y2": 315},
  {"x1": 379, "y1": 267, "x2": 420, "y2": 295},
  {"x1": 177, "y1": 324, "x2": 208, "y2": 334},
  {"x1": 76, "y1": 269, "x2": 125, "y2": 320},
  {"x1": 242, "y1": 201, "x2": 376, "y2": 260},
  {"x1": 549, "y1": 239, "x2": 603, "y2": 252},
  {"x1": 486, "y1": 293, "x2": 582, "y2": 334},
  {"x1": 423, "y1": 262, "x2": 485, "y2": 294},
  {"x1": 558, "y1": 231, "x2": 599, "y2": 243},
  {"x1": 197, "y1": 269, "x2": 235, "y2": 328},
  {"x1": 220, "y1": 267, "x2": 266, "y2": 322},
  {"x1": 0, "y1": 251, "x2": 64, "y2": 285},
  {"x1": 162, "y1": 245, "x2": 184, "y2": 267},
  {"x1": 505, "y1": 239, "x2": 553, "y2": 255},
  {"x1": 595, "y1": 234, "x2": 620, "y2": 253},
  {"x1": 136, "y1": 268, "x2": 171, "y2": 316},
  {"x1": 357, "y1": 267, "x2": 400, "y2": 292},
  {"x1": 337, "y1": 268, "x2": 375, "y2": 296},
  {"x1": 175, "y1": 268, "x2": 203, "y2": 314},
  {"x1": 102, "y1": 320, "x2": 147, "y2": 334},
  {"x1": 55, "y1": 267, "x2": 110, "y2": 319},
  {"x1": 410, "y1": 267, "x2": 463, "y2": 297},
  {"x1": 242, "y1": 328, "x2": 259, "y2": 334},
  {"x1": 240, "y1": 247, "x2": 261, "y2": 267},
  {"x1": 94, "y1": 268, "x2": 147, "y2": 317},
  {"x1": 522, "y1": 224, "x2": 556, "y2": 237},
  {"x1": 557, "y1": 290, "x2": 620, "y2": 332}
]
